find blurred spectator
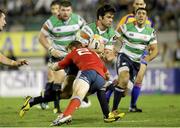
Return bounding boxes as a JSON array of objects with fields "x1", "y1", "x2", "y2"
[
  {"x1": 21, "y1": 0, "x2": 34, "y2": 16},
  {"x1": 160, "y1": 42, "x2": 174, "y2": 68},
  {"x1": 6, "y1": 0, "x2": 22, "y2": 16},
  {"x1": 173, "y1": 39, "x2": 180, "y2": 62},
  {"x1": 34, "y1": 0, "x2": 53, "y2": 15}
]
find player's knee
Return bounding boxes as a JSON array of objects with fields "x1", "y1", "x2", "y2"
[
  {"x1": 118, "y1": 71, "x2": 129, "y2": 87},
  {"x1": 135, "y1": 75, "x2": 143, "y2": 84},
  {"x1": 118, "y1": 77, "x2": 129, "y2": 89}
]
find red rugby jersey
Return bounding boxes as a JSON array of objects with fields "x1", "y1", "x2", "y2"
[{"x1": 58, "y1": 48, "x2": 107, "y2": 78}]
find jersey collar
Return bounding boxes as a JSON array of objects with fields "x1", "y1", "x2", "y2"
[
  {"x1": 134, "y1": 22, "x2": 145, "y2": 32},
  {"x1": 96, "y1": 21, "x2": 107, "y2": 35}
]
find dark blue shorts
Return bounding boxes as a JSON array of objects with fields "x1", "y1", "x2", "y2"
[
  {"x1": 77, "y1": 70, "x2": 105, "y2": 94},
  {"x1": 116, "y1": 53, "x2": 140, "y2": 83}
]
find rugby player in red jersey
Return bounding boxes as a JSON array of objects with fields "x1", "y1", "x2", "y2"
[{"x1": 50, "y1": 41, "x2": 124, "y2": 126}]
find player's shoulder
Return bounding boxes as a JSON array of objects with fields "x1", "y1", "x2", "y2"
[
  {"x1": 124, "y1": 22, "x2": 135, "y2": 29},
  {"x1": 47, "y1": 15, "x2": 60, "y2": 25},
  {"x1": 71, "y1": 13, "x2": 79, "y2": 18},
  {"x1": 86, "y1": 22, "x2": 96, "y2": 28},
  {"x1": 71, "y1": 13, "x2": 84, "y2": 21},
  {"x1": 82, "y1": 22, "x2": 96, "y2": 32},
  {"x1": 145, "y1": 24, "x2": 155, "y2": 33},
  {"x1": 107, "y1": 26, "x2": 116, "y2": 36},
  {"x1": 48, "y1": 15, "x2": 58, "y2": 22}
]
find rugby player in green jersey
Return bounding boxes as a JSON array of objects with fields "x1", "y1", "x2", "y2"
[
  {"x1": 76, "y1": 4, "x2": 125, "y2": 119},
  {"x1": 116, "y1": 0, "x2": 154, "y2": 112},
  {"x1": 29, "y1": 0, "x2": 85, "y2": 113},
  {"x1": 112, "y1": 8, "x2": 158, "y2": 113}
]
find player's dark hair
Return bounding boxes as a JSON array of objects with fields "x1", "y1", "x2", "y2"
[
  {"x1": 97, "y1": 4, "x2": 116, "y2": 19},
  {"x1": 135, "y1": 7, "x2": 147, "y2": 14},
  {"x1": 60, "y1": 0, "x2": 72, "y2": 7},
  {"x1": 0, "y1": 9, "x2": 6, "y2": 17},
  {"x1": 67, "y1": 41, "x2": 82, "y2": 50},
  {"x1": 50, "y1": 0, "x2": 61, "y2": 7}
]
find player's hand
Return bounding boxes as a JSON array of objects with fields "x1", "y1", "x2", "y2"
[
  {"x1": 12, "y1": 59, "x2": 28, "y2": 67},
  {"x1": 48, "y1": 62, "x2": 60, "y2": 71},
  {"x1": 48, "y1": 47, "x2": 64, "y2": 58}
]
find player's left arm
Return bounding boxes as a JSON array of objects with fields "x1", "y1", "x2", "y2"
[
  {"x1": 78, "y1": 15, "x2": 86, "y2": 28},
  {"x1": 144, "y1": 43, "x2": 158, "y2": 62},
  {"x1": 143, "y1": 31, "x2": 159, "y2": 63},
  {"x1": 113, "y1": 26, "x2": 126, "y2": 52}
]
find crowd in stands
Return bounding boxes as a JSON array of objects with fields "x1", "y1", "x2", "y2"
[{"x1": 0, "y1": 0, "x2": 179, "y2": 31}]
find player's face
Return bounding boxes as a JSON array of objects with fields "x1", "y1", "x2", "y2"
[
  {"x1": 59, "y1": 6, "x2": 72, "y2": 21},
  {"x1": 133, "y1": 0, "x2": 146, "y2": 11},
  {"x1": 135, "y1": 10, "x2": 147, "y2": 26},
  {"x1": 101, "y1": 12, "x2": 114, "y2": 28},
  {"x1": 51, "y1": 4, "x2": 60, "y2": 16},
  {"x1": 0, "y1": 13, "x2": 6, "y2": 31},
  {"x1": 104, "y1": 49, "x2": 116, "y2": 62}
]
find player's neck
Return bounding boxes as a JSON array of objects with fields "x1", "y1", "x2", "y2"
[
  {"x1": 135, "y1": 21, "x2": 145, "y2": 28},
  {"x1": 97, "y1": 21, "x2": 107, "y2": 31},
  {"x1": 137, "y1": 24, "x2": 145, "y2": 28}
]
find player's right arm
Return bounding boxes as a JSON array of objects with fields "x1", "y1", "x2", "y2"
[
  {"x1": 39, "y1": 22, "x2": 62, "y2": 58},
  {"x1": 114, "y1": 24, "x2": 127, "y2": 52},
  {"x1": 116, "y1": 15, "x2": 129, "y2": 32},
  {"x1": 39, "y1": 24, "x2": 51, "y2": 50},
  {"x1": 76, "y1": 25, "x2": 92, "y2": 46}
]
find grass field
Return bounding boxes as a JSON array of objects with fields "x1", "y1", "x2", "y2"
[{"x1": 0, "y1": 94, "x2": 180, "y2": 127}]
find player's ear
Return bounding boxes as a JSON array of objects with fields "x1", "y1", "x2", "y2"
[
  {"x1": 143, "y1": 3, "x2": 146, "y2": 8},
  {"x1": 99, "y1": 16, "x2": 103, "y2": 20}
]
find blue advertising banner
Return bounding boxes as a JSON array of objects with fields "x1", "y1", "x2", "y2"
[{"x1": 141, "y1": 68, "x2": 180, "y2": 94}]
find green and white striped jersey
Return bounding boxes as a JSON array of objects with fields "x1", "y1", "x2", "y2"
[
  {"x1": 119, "y1": 22, "x2": 157, "y2": 62},
  {"x1": 76, "y1": 22, "x2": 119, "y2": 46},
  {"x1": 41, "y1": 13, "x2": 86, "y2": 52}
]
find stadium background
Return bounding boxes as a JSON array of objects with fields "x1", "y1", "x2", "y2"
[{"x1": 0, "y1": 0, "x2": 180, "y2": 127}]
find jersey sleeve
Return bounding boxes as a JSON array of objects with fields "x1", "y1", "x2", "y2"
[
  {"x1": 58, "y1": 51, "x2": 73, "y2": 69},
  {"x1": 40, "y1": 19, "x2": 53, "y2": 37},
  {"x1": 76, "y1": 25, "x2": 93, "y2": 45},
  {"x1": 117, "y1": 24, "x2": 127, "y2": 38},
  {"x1": 78, "y1": 15, "x2": 86, "y2": 28}
]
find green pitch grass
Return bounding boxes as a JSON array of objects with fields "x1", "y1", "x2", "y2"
[{"x1": 0, "y1": 94, "x2": 180, "y2": 127}]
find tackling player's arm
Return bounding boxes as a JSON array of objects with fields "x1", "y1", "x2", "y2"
[
  {"x1": 49, "y1": 50, "x2": 73, "y2": 71},
  {"x1": 0, "y1": 53, "x2": 28, "y2": 67}
]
